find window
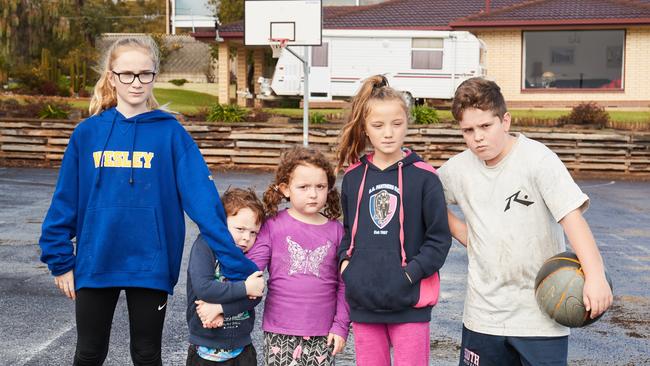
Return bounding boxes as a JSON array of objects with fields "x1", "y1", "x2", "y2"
[
  {"x1": 523, "y1": 30, "x2": 624, "y2": 89},
  {"x1": 312, "y1": 43, "x2": 328, "y2": 67},
  {"x1": 411, "y1": 38, "x2": 443, "y2": 70}
]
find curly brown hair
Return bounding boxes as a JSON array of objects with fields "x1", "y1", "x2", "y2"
[
  {"x1": 221, "y1": 188, "x2": 265, "y2": 225},
  {"x1": 451, "y1": 77, "x2": 508, "y2": 122},
  {"x1": 336, "y1": 75, "x2": 410, "y2": 172},
  {"x1": 263, "y1": 146, "x2": 341, "y2": 220}
]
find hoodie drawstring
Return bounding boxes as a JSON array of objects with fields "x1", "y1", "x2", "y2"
[
  {"x1": 397, "y1": 161, "x2": 406, "y2": 267},
  {"x1": 129, "y1": 118, "x2": 138, "y2": 185},
  {"x1": 346, "y1": 164, "x2": 368, "y2": 258},
  {"x1": 95, "y1": 111, "x2": 118, "y2": 187},
  {"x1": 346, "y1": 162, "x2": 407, "y2": 268}
]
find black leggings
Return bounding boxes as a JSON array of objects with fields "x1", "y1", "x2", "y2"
[{"x1": 74, "y1": 287, "x2": 168, "y2": 366}]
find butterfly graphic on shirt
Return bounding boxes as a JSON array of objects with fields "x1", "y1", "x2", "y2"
[{"x1": 286, "y1": 236, "x2": 331, "y2": 277}]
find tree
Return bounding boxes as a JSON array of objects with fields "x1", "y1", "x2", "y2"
[
  {"x1": 210, "y1": 0, "x2": 244, "y2": 25},
  {"x1": 0, "y1": 0, "x2": 73, "y2": 68},
  {"x1": 0, "y1": 0, "x2": 167, "y2": 92}
]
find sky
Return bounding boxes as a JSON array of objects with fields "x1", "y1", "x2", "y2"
[{"x1": 175, "y1": 0, "x2": 213, "y2": 16}]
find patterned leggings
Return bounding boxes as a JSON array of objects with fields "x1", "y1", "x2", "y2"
[{"x1": 263, "y1": 332, "x2": 333, "y2": 366}]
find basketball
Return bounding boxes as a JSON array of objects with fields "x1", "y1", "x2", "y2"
[{"x1": 534, "y1": 251, "x2": 613, "y2": 328}]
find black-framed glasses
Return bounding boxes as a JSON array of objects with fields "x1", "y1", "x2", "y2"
[{"x1": 112, "y1": 71, "x2": 156, "y2": 84}]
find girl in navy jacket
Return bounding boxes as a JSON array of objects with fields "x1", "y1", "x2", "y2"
[{"x1": 336, "y1": 75, "x2": 452, "y2": 366}]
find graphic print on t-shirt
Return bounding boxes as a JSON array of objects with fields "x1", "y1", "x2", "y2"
[
  {"x1": 369, "y1": 189, "x2": 397, "y2": 229},
  {"x1": 286, "y1": 236, "x2": 331, "y2": 277},
  {"x1": 504, "y1": 189, "x2": 535, "y2": 212}
]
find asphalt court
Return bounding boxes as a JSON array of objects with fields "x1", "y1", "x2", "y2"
[{"x1": 0, "y1": 167, "x2": 648, "y2": 365}]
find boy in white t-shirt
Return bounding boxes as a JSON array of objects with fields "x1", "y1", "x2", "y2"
[{"x1": 438, "y1": 77, "x2": 613, "y2": 366}]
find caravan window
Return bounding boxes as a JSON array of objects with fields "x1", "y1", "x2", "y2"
[
  {"x1": 523, "y1": 30, "x2": 624, "y2": 89},
  {"x1": 312, "y1": 43, "x2": 329, "y2": 67},
  {"x1": 411, "y1": 38, "x2": 443, "y2": 70}
]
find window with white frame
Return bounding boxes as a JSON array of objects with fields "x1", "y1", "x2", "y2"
[
  {"x1": 411, "y1": 38, "x2": 444, "y2": 70},
  {"x1": 523, "y1": 30, "x2": 624, "y2": 89},
  {"x1": 311, "y1": 43, "x2": 328, "y2": 67}
]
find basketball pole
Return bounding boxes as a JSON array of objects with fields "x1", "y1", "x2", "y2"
[{"x1": 284, "y1": 46, "x2": 310, "y2": 146}]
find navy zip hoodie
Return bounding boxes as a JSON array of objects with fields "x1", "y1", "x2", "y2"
[
  {"x1": 39, "y1": 108, "x2": 257, "y2": 294},
  {"x1": 337, "y1": 150, "x2": 452, "y2": 323},
  {"x1": 187, "y1": 235, "x2": 260, "y2": 350}
]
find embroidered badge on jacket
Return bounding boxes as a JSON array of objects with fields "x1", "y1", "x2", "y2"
[{"x1": 369, "y1": 190, "x2": 397, "y2": 229}]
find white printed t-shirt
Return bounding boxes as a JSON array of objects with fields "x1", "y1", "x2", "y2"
[{"x1": 438, "y1": 133, "x2": 589, "y2": 337}]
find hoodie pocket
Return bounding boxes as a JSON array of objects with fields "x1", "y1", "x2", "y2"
[
  {"x1": 79, "y1": 207, "x2": 162, "y2": 274},
  {"x1": 414, "y1": 272, "x2": 440, "y2": 308},
  {"x1": 342, "y1": 247, "x2": 417, "y2": 311}
]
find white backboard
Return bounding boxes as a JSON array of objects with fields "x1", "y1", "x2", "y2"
[{"x1": 244, "y1": 0, "x2": 322, "y2": 46}]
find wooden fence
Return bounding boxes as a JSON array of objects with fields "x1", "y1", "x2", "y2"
[{"x1": 1, "y1": 118, "x2": 650, "y2": 179}]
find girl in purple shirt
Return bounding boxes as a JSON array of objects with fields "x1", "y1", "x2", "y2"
[{"x1": 246, "y1": 146, "x2": 350, "y2": 366}]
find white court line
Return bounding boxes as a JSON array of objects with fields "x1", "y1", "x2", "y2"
[
  {"x1": 581, "y1": 181, "x2": 616, "y2": 188},
  {"x1": 622, "y1": 252, "x2": 643, "y2": 264},
  {"x1": 20, "y1": 324, "x2": 75, "y2": 366},
  {"x1": 609, "y1": 233, "x2": 626, "y2": 241},
  {"x1": 635, "y1": 244, "x2": 650, "y2": 255}
]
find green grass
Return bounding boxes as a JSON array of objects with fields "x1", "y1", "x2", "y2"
[
  {"x1": 2, "y1": 93, "x2": 648, "y2": 124},
  {"x1": 438, "y1": 109, "x2": 649, "y2": 123},
  {"x1": 264, "y1": 108, "x2": 345, "y2": 118},
  {"x1": 1, "y1": 88, "x2": 220, "y2": 115},
  {"x1": 608, "y1": 111, "x2": 650, "y2": 123},
  {"x1": 72, "y1": 88, "x2": 219, "y2": 114},
  {"x1": 509, "y1": 109, "x2": 568, "y2": 120},
  {"x1": 153, "y1": 88, "x2": 218, "y2": 114},
  {"x1": 262, "y1": 108, "x2": 649, "y2": 124}
]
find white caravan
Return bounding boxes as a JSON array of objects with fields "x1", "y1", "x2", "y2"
[{"x1": 270, "y1": 30, "x2": 487, "y2": 101}]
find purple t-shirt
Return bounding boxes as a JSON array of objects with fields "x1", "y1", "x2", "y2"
[{"x1": 246, "y1": 209, "x2": 350, "y2": 338}]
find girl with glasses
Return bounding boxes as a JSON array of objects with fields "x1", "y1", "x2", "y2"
[{"x1": 38, "y1": 36, "x2": 258, "y2": 365}]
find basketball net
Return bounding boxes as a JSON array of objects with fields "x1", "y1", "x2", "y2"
[{"x1": 270, "y1": 38, "x2": 289, "y2": 58}]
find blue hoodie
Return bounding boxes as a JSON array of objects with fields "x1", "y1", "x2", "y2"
[{"x1": 39, "y1": 108, "x2": 257, "y2": 294}]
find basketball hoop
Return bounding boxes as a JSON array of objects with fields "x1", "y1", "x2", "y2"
[{"x1": 270, "y1": 38, "x2": 289, "y2": 58}]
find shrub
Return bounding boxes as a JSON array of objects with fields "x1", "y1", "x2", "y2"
[
  {"x1": 0, "y1": 98, "x2": 22, "y2": 117},
  {"x1": 38, "y1": 103, "x2": 70, "y2": 119},
  {"x1": 310, "y1": 112, "x2": 327, "y2": 124},
  {"x1": 0, "y1": 97, "x2": 75, "y2": 119},
  {"x1": 206, "y1": 103, "x2": 249, "y2": 123},
  {"x1": 558, "y1": 102, "x2": 609, "y2": 127},
  {"x1": 169, "y1": 78, "x2": 189, "y2": 86},
  {"x1": 411, "y1": 105, "x2": 439, "y2": 125}
]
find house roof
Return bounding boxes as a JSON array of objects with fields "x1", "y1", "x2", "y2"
[
  {"x1": 216, "y1": 0, "x2": 650, "y2": 39},
  {"x1": 217, "y1": 5, "x2": 363, "y2": 38},
  {"x1": 450, "y1": 0, "x2": 650, "y2": 27}
]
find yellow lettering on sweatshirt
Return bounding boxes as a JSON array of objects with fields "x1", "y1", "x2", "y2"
[
  {"x1": 93, "y1": 151, "x2": 154, "y2": 169},
  {"x1": 115, "y1": 151, "x2": 132, "y2": 167},
  {"x1": 142, "y1": 152, "x2": 154, "y2": 168},
  {"x1": 93, "y1": 151, "x2": 103, "y2": 168},
  {"x1": 103, "y1": 151, "x2": 116, "y2": 167}
]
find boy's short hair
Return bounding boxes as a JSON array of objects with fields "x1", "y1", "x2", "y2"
[
  {"x1": 221, "y1": 188, "x2": 265, "y2": 225},
  {"x1": 451, "y1": 77, "x2": 508, "y2": 122}
]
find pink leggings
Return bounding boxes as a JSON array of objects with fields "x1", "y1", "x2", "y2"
[{"x1": 352, "y1": 322, "x2": 430, "y2": 366}]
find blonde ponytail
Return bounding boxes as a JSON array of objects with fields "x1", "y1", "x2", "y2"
[
  {"x1": 89, "y1": 36, "x2": 161, "y2": 116},
  {"x1": 336, "y1": 75, "x2": 409, "y2": 172}
]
